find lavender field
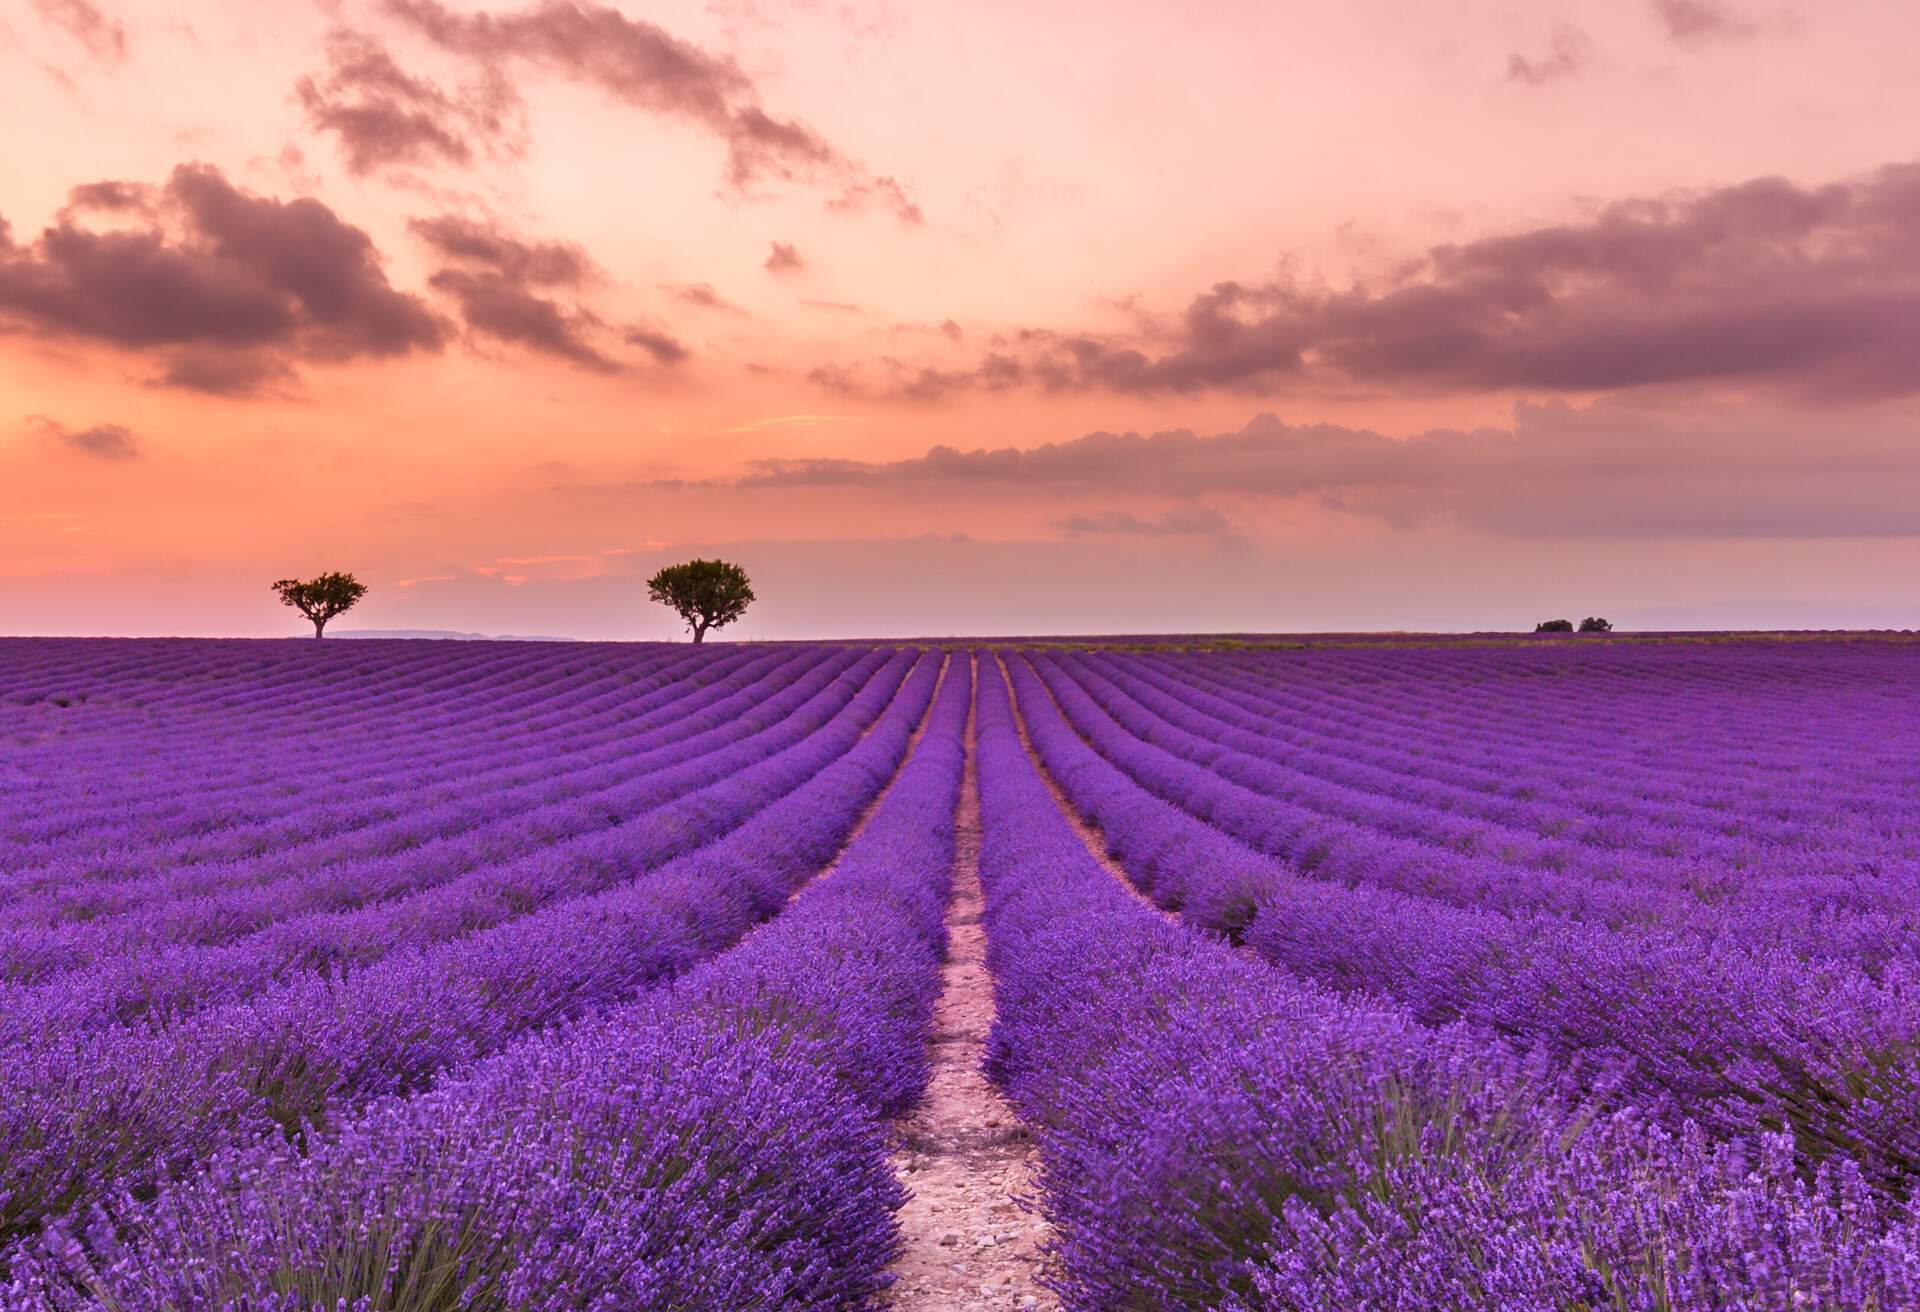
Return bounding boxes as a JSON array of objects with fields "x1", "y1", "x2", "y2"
[{"x1": 5, "y1": 635, "x2": 1920, "y2": 1310}]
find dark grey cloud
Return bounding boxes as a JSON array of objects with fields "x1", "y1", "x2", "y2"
[
  {"x1": 296, "y1": 29, "x2": 523, "y2": 176},
  {"x1": 427, "y1": 268, "x2": 617, "y2": 370},
  {"x1": 0, "y1": 164, "x2": 445, "y2": 393},
  {"x1": 153, "y1": 350, "x2": 296, "y2": 396},
  {"x1": 383, "y1": 0, "x2": 920, "y2": 219},
  {"x1": 826, "y1": 158, "x2": 1920, "y2": 406},
  {"x1": 624, "y1": 325, "x2": 689, "y2": 365},
  {"x1": 59, "y1": 181, "x2": 148, "y2": 217},
  {"x1": 409, "y1": 213, "x2": 591, "y2": 285},
  {"x1": 413, "y1": 212, "x2": 685, "y2": 371},
  {"x1": 32, "y1": 417, "x2": 140, "y2": 460}
]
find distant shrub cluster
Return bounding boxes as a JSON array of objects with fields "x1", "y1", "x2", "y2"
[{"x1": 1534, "y1": 617, "x2": 1614, "y2": 634}]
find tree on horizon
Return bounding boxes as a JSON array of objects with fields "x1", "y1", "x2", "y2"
[
  {"x1": 272, "y1": 573, "x2": 368, "y2": 638},
  {"x1": 647, "y1": 559, "x2": 755, "y2": 643}
]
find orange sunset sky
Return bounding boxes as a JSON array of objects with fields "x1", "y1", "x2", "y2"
[{"x1": 4, "y1": 0, "x2": 1920, "y2": 638}]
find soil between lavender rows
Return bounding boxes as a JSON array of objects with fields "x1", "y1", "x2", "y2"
[{"x1": 884, "y1": 671, "x2": 1058, "y2": 1312}]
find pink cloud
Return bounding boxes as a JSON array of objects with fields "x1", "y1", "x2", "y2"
[
  {"x1": 725, "y1": 402, "x2": 1920, "y2": 539},
  {"x1": 1653, "y1": 0, "x2": 1757, "y2": 46},
  {"x1": 31, "y1": 0, "x2": 127, "y2": 64},
  {"x1": 764, "y1": 241, "x2": 804, "y2": 275},
  {"x1": 29, "y1": 416, "x2": 140, "y2": 460},
  {"x1": 383, "y1": 0, "x2": 920, "y2": 219},
  {"x1": 1505, "y1": 25, "x2": 1594, "y2": 86}
]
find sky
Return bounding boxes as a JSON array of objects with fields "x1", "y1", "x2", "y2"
[{"x1": 3, "y1": 0, "x2": 1920, "y2": 639}]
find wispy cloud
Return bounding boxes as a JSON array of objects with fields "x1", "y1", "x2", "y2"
[
  {"x1": 1057, "y1": 505, "x2": 1233, "y2": 538},
  {"x1": 297, "y1": 29, "x2": 523, "y2": 175},
  {"x1": 1652, "y1": 0, "x2": 1757, "y2": 45},
  {"x1": 716, "y1": 413, "x2": 869, "y2": 435},
  {"x1": 764, "y1": 241, "x2": 804, "y2": 275},
  {"x1": 382, "y1": 0, "x2": 920, "y2": 219},
  {"x1": 1504, "y1": 25, "x2": 1594, "y2": 86},
  {"x1": 666, "y1": 283, "x2": 744, "y2": 313},
  {"x1": 410, "y1": 212, "x2": 685, "y2": 372},
  {"x1": 29, "y1": 416, "x2": 140, "y2": 461},
  {"x1": 724, "y1": 402, "x2": 1920, "y2": 540},
  {"x1": 31, "y1": 0, "x2": 127, "y2": 64}
]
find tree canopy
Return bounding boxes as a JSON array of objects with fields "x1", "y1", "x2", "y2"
[
  {"x1": 647, "y1": 559, "x2": 755, "y2": 643},
  {"x1": 271, "y1": 572, "x2": 368, "y2": 638},
  {"x1": 1534, "y1": 619, "x2": 1574, "y2": 633}
]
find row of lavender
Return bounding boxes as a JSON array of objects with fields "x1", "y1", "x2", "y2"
[
  {"x1": 979, "y1": 653, "x2": 1920, "y2": 1308},
  {"x1": 6, "y1": 655, "x2": 976, "y2": 1309},
  {"x1": 1031, "y1": 645, "x2": 1920, "y2": 951},
  {"x1": 0, "y1": 640, "x2": 679, "y2": 837},
  {"x1": 0, "y1": 641, "x2": 941, "y2": 1267},
  {"x1": 1030, "y1": 644, "x2": 1920, "y2": 951},
  {"x1": 1006, "y1": 643, "x2": 1920, "y2": 1193},
  {"x1": 0, "y1": 647, "x2": 867, "y2": 998},
  {"x1": 1085, "y1": 643, "x2": 1920, "y2": 900},
  {"x1": 0, "y1": 643, "x2": 783, "y2": 901}
]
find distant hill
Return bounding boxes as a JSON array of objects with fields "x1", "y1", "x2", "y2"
[{"x1": 333, "y1": 629, "x2": 580, "y2": 642}]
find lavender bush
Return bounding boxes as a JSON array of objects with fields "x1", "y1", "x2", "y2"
[
  {"x1": 0, "y1": 648, "x2": 934, "y2": 1254},
  {"x1": 6, "y1": 655, "x2": 975, "y2": 1311},
  {"x1": 6, "y1": 634, "x2": 1920, "y2": 1308},
  {"x1": 975, "y1": 654, "x2": 1920, "y2": 1309}
]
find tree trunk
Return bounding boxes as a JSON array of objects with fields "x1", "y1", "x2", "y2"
[
  {"x1": 692, "y1": 621, "x2": 707, "y2": 644},
  {"x1": 313, "y1": 617, "x2": 326, "y2": 639}
]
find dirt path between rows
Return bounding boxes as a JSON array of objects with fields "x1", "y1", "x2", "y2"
[{"x1": 884, "y1": 657, "x2": 1058, "y2": 1312}]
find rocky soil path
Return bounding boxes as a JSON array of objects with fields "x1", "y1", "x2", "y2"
[{"x1": 884, "y1": 664, "x2": 1058, "y2": 1312}]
